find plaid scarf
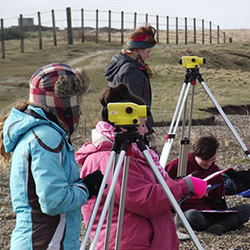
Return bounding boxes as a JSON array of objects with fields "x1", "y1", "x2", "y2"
[{"x1": 122, "y1": 49, "x2": 153, "y2": 77}]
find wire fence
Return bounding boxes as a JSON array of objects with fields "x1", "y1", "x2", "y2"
[{"x1": 0, "y1": 8, "x2": 229, "y2": 58}]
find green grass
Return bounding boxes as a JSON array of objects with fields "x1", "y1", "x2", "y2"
[{"x1": 1, "y1": 39, "x2": 250, "y2": 129}]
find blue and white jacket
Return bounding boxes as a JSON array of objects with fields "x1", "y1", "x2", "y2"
[{"x1": 3, "y1": 105, "x2": 89, "y2": 250}]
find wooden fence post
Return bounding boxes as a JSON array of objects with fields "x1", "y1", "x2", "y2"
[
  {"x1": 108, "y1": 10, "x2": 111, "y2": 43},
  {"x1": 38, "y1": 12, "x2": 42, "y2": 50},
  {"x1": 95, "y1": 9, "x2": 99, "y2": 43},
  {"x1": 66, "y1": 7, "x2": 73, "y2": 45},
  {"x1": 19, "y1": 14, "x2": 24, "y2": 53},
  {"x1": 52, "y1": 9, "x2": 57, "y2": 46},
  {"x1": 223, "y1": 32, "x2": 226, "y2": 43},
  {"x1": 166, "y1": 16, "x2": 169, "y2": 44},
  {"x1": 121, "y1": 11, "x2": 124, "y2": 45},
  {"x1": 193, "y1": 18, "x2": 196, "y2": 44},
  {"x1": 1, "y1": 19, "x2": 5, "y2": 59},
  {"x1": 134, "y1": 12, "x2": 137, "y2": 30},
  {"x1": 202, "y1": 19, "x2": 204, "y2": 44},
  {"x1": 185, "y1": 17, "x2": 187, "y2": 44},
  {"x1": 217, "y1": 25, "x2": 220, "y2": 44},
  {"x1": 145, "y1": 13, "x2": 148, "y2": 24},
  {"x1": 209, "y1": 21, "x2": 212, "y2": 44},
  {"x1": 156, "y1": 15, "x2": 159, "y2": 43},
  {"x1": 176, "y1": 17, "x2": 178, "y2": 45},
  {"x1": 81, "y1": 9, "x2": 84, "y2": 43}
]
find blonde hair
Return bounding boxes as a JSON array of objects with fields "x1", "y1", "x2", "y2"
[{"x1": 0, "y1": 100, "x2": 30, "y2": 166}]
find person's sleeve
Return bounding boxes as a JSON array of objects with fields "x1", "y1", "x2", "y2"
[
  {"x1": 165, "y1": 158, "x2": 179, "y2": 178},
  {"x1": 116, "y1": 158, "x2": 189, "y2": 217},
  {"x1": 209, "y1": 174, "x2": 226, "y2": 209},
  {"x1": 29, "y1": 131, "x2": 89, "y2": 216}
]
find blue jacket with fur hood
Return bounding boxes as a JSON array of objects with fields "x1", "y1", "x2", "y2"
[{"x1": 3, "y1": 105, "x2": 89, "y2": 250}]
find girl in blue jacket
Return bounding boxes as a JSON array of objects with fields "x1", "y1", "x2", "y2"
[{"x1": 0, "y1": 63, "x2": 104, "y2": 250}]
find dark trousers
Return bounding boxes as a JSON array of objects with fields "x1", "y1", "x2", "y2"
[{"x1": 184, "y1": 204, "x2": 250, "y2": 232}]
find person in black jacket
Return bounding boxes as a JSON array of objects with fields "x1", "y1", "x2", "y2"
[{"x1": 104, "y1": 25, "x2": 157, "y2": 150}]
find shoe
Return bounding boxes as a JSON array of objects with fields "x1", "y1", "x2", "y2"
[
  {"x1": 206, "y1": 224, "x2": 224, "y2": 235},
  {"x1": 177, "y1": 231, "x2": 190, "y2": 241}
]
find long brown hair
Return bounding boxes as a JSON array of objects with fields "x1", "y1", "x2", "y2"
[{"x1": 0, "y1": 100, "x2": 30, "y2": 166}]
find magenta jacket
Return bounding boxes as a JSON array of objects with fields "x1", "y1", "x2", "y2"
[{"x1": 75, "y1": 122, "x2": 191, "y2": 250}]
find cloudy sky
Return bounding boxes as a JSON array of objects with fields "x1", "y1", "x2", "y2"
[{"x1": 1, "y1": 0, "x2": 249, "y2": 30}]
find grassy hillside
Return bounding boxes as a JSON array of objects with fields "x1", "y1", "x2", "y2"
[{"x1": 1, "y1": 37, "x2": 250, "y2": 130}]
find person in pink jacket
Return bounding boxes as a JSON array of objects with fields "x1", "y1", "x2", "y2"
[{"x1": 75, "y1": 83, "x2": 207, "y2": 250}]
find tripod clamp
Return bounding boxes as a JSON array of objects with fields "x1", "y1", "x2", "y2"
[{"x1": 113, "y1": 126, "x2": 145, "y2": 153}]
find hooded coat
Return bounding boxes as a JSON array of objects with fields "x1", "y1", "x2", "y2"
[
  {"x1": 3, "y1": 105, "x2": 89, "y2": 250},
  {"x1": 75, "y1": 121, "x2": 191, "y2": 250},
  {"x1": 104, "y1": 53, "x2": 154, "y2": 135}
]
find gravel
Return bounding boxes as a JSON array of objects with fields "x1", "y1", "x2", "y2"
[{"x1": 1, "y1": 114, "x2": 250, "y2": 250}]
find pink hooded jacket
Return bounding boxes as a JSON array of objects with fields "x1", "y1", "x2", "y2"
[{"x1": 75, "y1": 121, "x2": 190, "y2": 250}]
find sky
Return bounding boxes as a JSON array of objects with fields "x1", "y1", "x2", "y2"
[{"x1": 1, "y1": 0, "x2": 250, "y2": 30}]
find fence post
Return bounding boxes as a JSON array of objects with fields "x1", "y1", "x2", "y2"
[
  {"x1": 81, "y1": 9, "x2": 84, "y2": 43},
  {"x1": 1, "y1": 19, "x2": 5, "y2": 59},
  {"x1": 121, "y1": 11, "x2": 124, "y2": 45},
  {"x1": 223, "y1": 32, "x2": 226, "y2": 43},
  {"x1": 156, "y1": 15, "x2": 159, "y2": 43},
  {"x1": 193, "y1": 18, "x2": 196, "y2": 44},
  {"x1": 202, "y1": 19, "x2": 204, "y2": 44},
  {"x1": 52, "y1": 9, "x2": 57, "y2": 46},
  {"x1": 185, "y1": 17, "x2": 187, "y2": 44},
  {"x1": 166, "y1": 16, "x2": 169, "y2": 44},
  {"x1": 134, "y1": 12, "x2": 137, "y2": 30},
  {"x1": 176, "y1": 17, "x2": 178, "y2": 45},
  {"x1": 38, "y1": 12, "x2": 42, "y2": 50},
  {"x1": 145, "y1": 13, "x2": 148, "y2": 24},
  {"x1": 217, "y1": 25, "x2": 220, "y2": 44},
  {"x1": 19, "y1": 14, "x2": 24, "y2": 53},
  {"x1": 95, "y1": 9, "x2": 99, "y2": 43},
  {"x1": 66, "y1": 7, "x2": 73, "y2": 45},
  {"x1": 209, "y1": 21, "x2": 212, "y2": 44},
  {"x1": 108, "y1": 10, "x2": 111, "y2": 43}
]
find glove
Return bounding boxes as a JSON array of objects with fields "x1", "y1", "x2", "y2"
[
  {"x1": 81, "y1": 170, "x2": 104, "y2": 199},
  {"x1": 146, "y1": 132, "x2": 157, "y2": 151},
  {"x1": 185, "y1": 176, "x2": 207, "y2": 199}
]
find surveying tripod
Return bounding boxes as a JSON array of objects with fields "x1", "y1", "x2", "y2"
[
  {"x1": 160, "y1": 56, "x2": 250, "y2": 172},
  {"x1": 80, "y1": 123, "x2": 203, "y2": 249}
]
